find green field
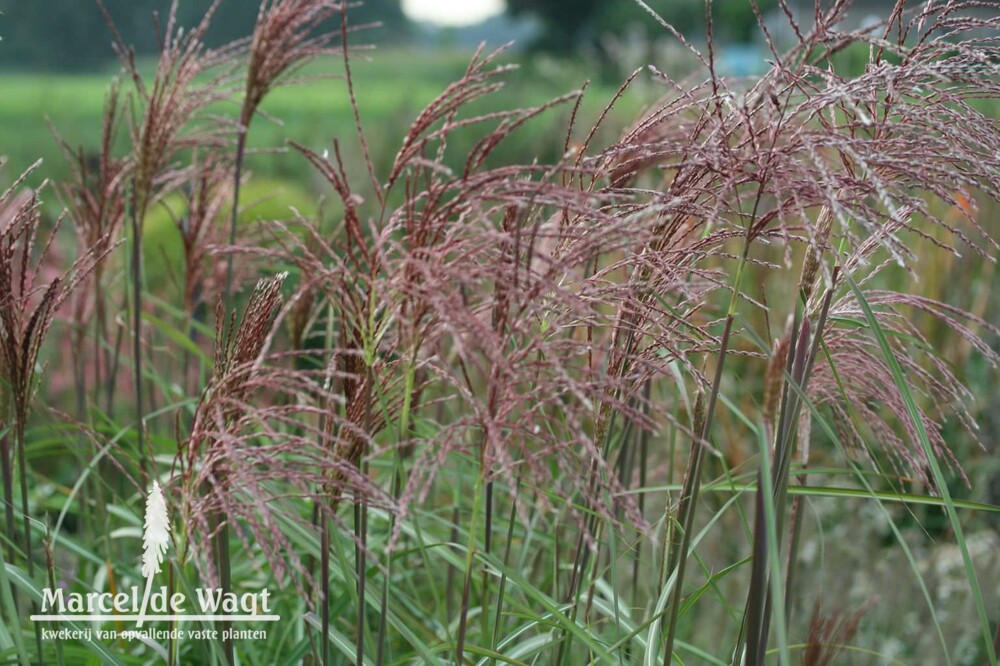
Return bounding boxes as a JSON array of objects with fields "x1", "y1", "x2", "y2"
[{"x1": 0, "y1": 48, "x2": 639, "y2": 197}]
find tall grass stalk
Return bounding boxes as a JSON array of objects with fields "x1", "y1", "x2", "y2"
[
  {"x1": 127, "y1": 185, "x2": 148, "y2": 483},
  {"x1": 0, "y1": 540, "x2": 30, "y2": 666},
  {"x1": 739, "y1": 271, "x2": 836, "y2": 664},
  {"x1": 0, "y1": 427, "x2": 14, "y2": 563},
  {"x1": 455, "y1": 470, "x2": 485, "y2": 663},
  {"x1": 661, "y1": 237, "x2": 751, "y2": 663}
]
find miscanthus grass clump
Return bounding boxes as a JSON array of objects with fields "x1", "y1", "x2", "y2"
[{"x1": 1, "y1": 0, "x2": 998, "y2": 664}]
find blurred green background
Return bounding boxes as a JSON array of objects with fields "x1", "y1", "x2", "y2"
[{"x1": 0, "y1": 0, "x2": 797, "y2": 192}]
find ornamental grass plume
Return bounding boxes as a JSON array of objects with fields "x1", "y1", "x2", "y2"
[
  {"x1": 806, "y1": 288, "x2": 999, "y2": 486},
  {"x1": 241, "y1": 0, "x2": 346, "y2": 133},
  {"x1": 274, "y1": 43, "x2": 678, "y2": 538},
  {"x1": 52, "y1": 79, "x2": 127, "y2": 265},
  {"x1": 98, "y1": 0, "x2": 239, "y2": 479},
  {"x1": 604, "y1": 0, "x2": 1000, "y2": 479},
  {"x1": 224, "y1": 0, "x2": 349, "y2": 305},
  {"x1": 97, "y1": 0, "x2": 238, "y2": 221},
  {"x1": 0, "y1": 166, "x2": 108, "y2": 583},
  {"x1": 802, "y1": 602, "x2": 871, "y2": 666},
  {"x1": 52, "y1": 80, "x2": 128, "y2": 413},
  {"x1": 598, "y1": 1, "x2": 1000, "y2": 660},
  {"x1": 179, "y1": 274, "x2": 290, "y2": 564},
  {"x1": 176, "y1": 272, "x2": 366, "y2": 589},
  {"x1": 178, "y1": 157, "x2": 232, "y2": 322}
]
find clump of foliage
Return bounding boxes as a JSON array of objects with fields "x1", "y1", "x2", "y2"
[{"x1": 0, "y1": 1, "x2": 998, "y2": 665}]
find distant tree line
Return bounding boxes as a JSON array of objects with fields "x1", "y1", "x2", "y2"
[
  {"x1": 0, "y1": 0, "x2": 408, "y2": 71},
  {"x1": 0, "y1": 0, "x2": 773, "y2": 72},
  {"x1": 508, "y1": 0, "x2": 776, "y2": 52}
]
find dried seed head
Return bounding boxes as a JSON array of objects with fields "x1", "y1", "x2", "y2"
[
  {"x1": 798, "y1": 204, "x2": 834, "y2": 302},
  {"x1": 764, "y1": 321, "x2": 792, "y2": 432},
  {"x1": 221, "y1": 272, "x2": 288, "y2": 382},
  {"x1": 242, "y1": 0, "x2": 344, "y2": 129},
  {"x1": 0, "y1": 178, "x2": 105, "y2": 438},
  {"x1": 803, "y1": 601, "x2": 871, "y2": 666},
  {"x1": 691, "y1": 389, "x2": 706, "y2": 442},
  {"x1": 98, "y1": 0, "x2": 236, "y2": 218}
]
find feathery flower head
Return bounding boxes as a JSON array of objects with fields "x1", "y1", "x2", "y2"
[{"x1": 141, "y1": 481, "x2": 171, "y2": 579}]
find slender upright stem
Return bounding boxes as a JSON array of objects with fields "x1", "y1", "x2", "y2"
[
  {"x1": 993, "y1": 616, "x2": 1000, "y2": 665},
  {"x1": 353, "y1": 492, "x2": 366, "y2": 666},
  {"x1": 223, "y1": 131, "x2": 247, "y2": 312},
  {"x1": 782, "y1": 491, "x2": 806, "y2": 619},
  {"x1": 136, "y1": 573, "x2": 156, "y2": 628},
  {"x1": 741, "y1": 273, "x2": 838, "y2": 665},
  {"x1": 321, "y1": 512, "x2": 331, "y2": 666},
  {"x1": 129, "y1": 183, "x2": 147, "y2": 483},
  {"x1": 661, "y1": 316, "x2": 734, "y2": 662},
  {"x1": 214, "y1": 131, "x2": 245, "y2": 666},
  {"x1": 480, "y1": 477, "x2": 493, "y2": 644},
  {"x1": 782, "y1": 279, "x2": 838, "y2": 624},
  {"x1": 215, "y1": 516, "x2": 234, "y2": 666},
  {"x1": 0, "y1": 428, "x2": 15, "y2": 565},
  {"x1": 14, "y1": 419, "x2": 44, "y2": 664},
  {"x1": 490, "y1": 485, "x2": 520, "y2": 665},
  {"x1": 14, "y1": 423, "x2": 32, "y2": 577},
  {"x1": 455, "y1": 471, "x2": 485, "y2": 664},
  {"x1": 167, "y1": 563, "x2": 177, "y2": 666}
]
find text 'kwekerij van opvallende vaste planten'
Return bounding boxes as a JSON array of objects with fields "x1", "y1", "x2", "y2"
[{"x1": 0, "y1": 0, "x2": 998, "y2": 664}]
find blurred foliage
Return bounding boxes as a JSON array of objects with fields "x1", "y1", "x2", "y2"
[
  {"x1": 0, "y1": 0, "x2": 780, "y2": 72},
  {"x1": 0, "y1": 0, "x2": 408, "y2": 71},
  {"x1": 507, "y1": 0, "x2": 776, "y2": 52},
  {"x1": 142, "y1": 177, "x2": 317, "y2": 301}
]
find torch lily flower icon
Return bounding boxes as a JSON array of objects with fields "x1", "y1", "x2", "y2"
[{"x1": 137, "y1": 481, "x2": 170, "y2": 628}]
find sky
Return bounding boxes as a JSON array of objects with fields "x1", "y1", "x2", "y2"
[{"x1": 401, "y1": 0, "x2": 506, "y2": 27}]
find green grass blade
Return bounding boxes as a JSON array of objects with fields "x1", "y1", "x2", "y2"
[
  {"x1": 845, "y1": 271, "x2": 996, "y2": 664},
  {"x1": 5, "y1": 565, "x2": 128, "y2": 666}
]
